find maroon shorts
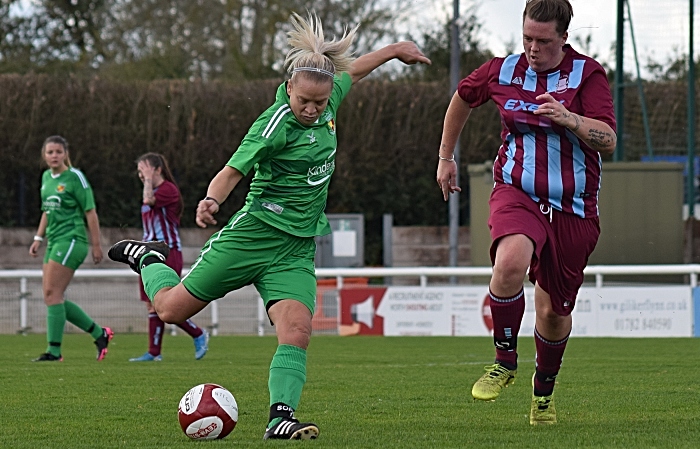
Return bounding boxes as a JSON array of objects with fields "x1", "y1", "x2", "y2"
[
  {"x1": 487, "y1": 183, "x2": 600, "y2": 316},
  {"x1": 139, "y1": 248, "x2": 183, "y2": 302}
]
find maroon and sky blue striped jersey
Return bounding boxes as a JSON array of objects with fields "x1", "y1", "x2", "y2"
[
  {"x1": 141, "y1": 180, "x2": 182, "y2": 250},
  {"x1": 458, "y1": 45, "x2": 616, "y2": 218}
]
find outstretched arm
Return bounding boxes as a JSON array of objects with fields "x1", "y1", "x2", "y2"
[
  {"x1": 437, "y1": 92, "x2": 472, "y2": 201},
  {"x1": 348, "y1": 41, "x2": 431, "y2": 84}
]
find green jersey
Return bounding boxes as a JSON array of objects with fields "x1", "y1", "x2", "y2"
[
  {"x1": 40, "y1": 167, "x2": 96, "y2": 243},
  {"x1": 227, "y1": 72, "x2": 353, "y2": 237}
]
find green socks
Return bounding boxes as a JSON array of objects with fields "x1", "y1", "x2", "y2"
[
  {"x1": 268, "y1": 344, "x2": 307, "y2": 416},
  {"x1": 46, "y1": 304, "x2": 66, "y2": 357},
  {"x1": 64, "y1": 300, "x2": 102, "y2": 339},
  {"x1": 141, "y1": 262, "x2": 181, "y2": 302}
]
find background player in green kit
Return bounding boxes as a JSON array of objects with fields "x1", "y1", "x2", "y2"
[
  {"x1": 109, "y1": 12, "x2": 430, "y2": 441},
  {"x1": 29, "y1": 135, "x2": 113, "y2": 362}
]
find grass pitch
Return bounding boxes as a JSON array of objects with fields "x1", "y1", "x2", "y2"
[{"x1": 1, "y1": 334, "x2": 699, "y2": 448}]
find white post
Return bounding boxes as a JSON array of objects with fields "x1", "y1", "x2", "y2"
[
  {"x1": 170, "y1": 323, "x2": 177, "y2": 336},
  {"x1": 257, "y1": 295, "x2": 265, "y2": 336},
  {"x1": 420, "y1": 275, "x2": 428, "y2": 287},
  {"x1": 20, "y1": 277, "x2": 28, "y2": 334},
  {"x1": 211, "y1": 301, "x2": 219, "y2": 337},
  {"x1": 596, "y1": 273, "x2": 604, "y2": 289}
]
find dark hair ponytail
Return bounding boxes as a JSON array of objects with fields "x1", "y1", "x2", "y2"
[{"x1": 136, "y1": 152, "x2": 184, "y2": 218}]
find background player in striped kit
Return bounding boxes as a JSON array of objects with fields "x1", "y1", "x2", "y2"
[
  {"x1": 109, "y1": 12, "x2": 429, "y2": 440},
  {"x1": 129, "y1": 153, "x2": 209, "y2": 362},
  {"x1": 436, "y1": 0, "x2": 616, "y2": 425},
  {"x1": 29, "y1": 135, "x2": 113, "y2": 361}
]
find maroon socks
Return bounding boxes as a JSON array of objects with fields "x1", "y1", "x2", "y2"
[{"x1": 489, "y1": 287, "x2": 525, "y2": 369}]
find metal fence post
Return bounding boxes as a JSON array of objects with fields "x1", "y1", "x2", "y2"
[
  {"x1": 211, "y1": 301, "x2": 219, "y2": 336},
  {"x1": 19, "y1": 277, "x2": 29, "y2": 335},
  {"x1": 257, "y1": 296, "x2": 265, "y2": 336}
]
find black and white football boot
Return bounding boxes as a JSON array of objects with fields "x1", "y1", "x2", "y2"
[
  {"x1": 263, "y1": 403, "x2": 319, "y2": 440},
  {"x1": 107, "y1": 240, "x2": 169, "y2": 274},
  {"x1": 263, "y1": 418, "x2": 319, "y2": 440}
]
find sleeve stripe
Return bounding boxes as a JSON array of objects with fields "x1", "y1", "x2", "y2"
[
  {"x1": 262, "y1": 105, "x2": 291, "y2": 139},
  {"x1": 69, "y1": 168, "x2": 90, "y2": 188}
]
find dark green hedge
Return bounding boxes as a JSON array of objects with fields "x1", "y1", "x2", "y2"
[{"x1": 0, "y1": 74, "x2": 504, "y2": 263}]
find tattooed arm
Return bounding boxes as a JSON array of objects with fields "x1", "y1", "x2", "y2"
[
  {"x1": 560, "y1": 110, "x2": 617, "y2": 155},
  {"x1": 535, "y1": 92, "x2": 617, "y2": 155}
]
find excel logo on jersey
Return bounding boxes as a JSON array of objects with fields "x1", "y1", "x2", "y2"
[
  {"x1": 504, "y1": 99, "x2": 566, "y2": 111},
  {"x1": 504, "y1": 99, "x2": 540, "y2": 112},
  {"x1": 306, "y1": 151, "x2": 336, "y2": 186},
  {"x1": 56, "y1": 183, "x2": 66, "y2": 193}
]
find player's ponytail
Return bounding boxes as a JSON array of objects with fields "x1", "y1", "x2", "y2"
[{"x1": 284, "y1": 12, "x2": 358, "y2": 83}]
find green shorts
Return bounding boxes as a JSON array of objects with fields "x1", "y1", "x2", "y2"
[
  {"x1": 182, "y1": 212, "x2": 318, "y2": 314},
  {"x1": 43, "y1": 239, "x2": 88, "y2": 270}
]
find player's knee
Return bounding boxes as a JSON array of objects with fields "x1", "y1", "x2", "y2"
[
  {"x1": 537, "y1": 305, "x2": 565, "y2": 327},
  {"x1": 43, "y1": 289, "x2": 64, "y2": 305},
  {"x1": 492, "y1": 262, "x2": 528, "y2": 289},
  {"x1": 279, "y1": 322, "x2": 312, "y2": 349}
]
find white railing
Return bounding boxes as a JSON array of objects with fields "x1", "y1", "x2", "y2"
[{"x1": 3, "y1": 264, "x2": 700, "y2": 335}]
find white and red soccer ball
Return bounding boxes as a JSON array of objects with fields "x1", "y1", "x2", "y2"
[{"x1": 178, "y1": 383, "x2": 238, "y2": 440}]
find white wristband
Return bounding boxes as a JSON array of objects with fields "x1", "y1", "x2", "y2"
[
  {"x1": 34, "y1": 235, "x2": 44, "y2": 242},
  {"x1": 438, "y1": 155, "x2": 455, "y2": 162}
]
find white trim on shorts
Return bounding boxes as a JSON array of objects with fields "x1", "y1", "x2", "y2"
[
  {"x1": 181, "y1": 212, "x2": 247, "y2": 282},
  {"x1": 61, "y1": 239, "x2": 76, "y2": 266}
]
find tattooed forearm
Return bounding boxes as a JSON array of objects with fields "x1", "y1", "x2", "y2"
[
  {"x1": 563, "y1": 112, "x2": 582, "y2": 131},
  {"x1": 587, "y1": 128, "x2": 615, "y2": 150},
  {"x1": 571, "y1": 113, "x2": 581, "y2": 131}
]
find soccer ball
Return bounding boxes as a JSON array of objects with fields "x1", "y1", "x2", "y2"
[{"x1": 178, "y1": 383, "x2": 238, "y2": 440}]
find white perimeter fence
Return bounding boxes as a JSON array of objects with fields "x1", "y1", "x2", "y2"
[{"x1": 1, "y1": 265, "x2": 699, "y2": 337}]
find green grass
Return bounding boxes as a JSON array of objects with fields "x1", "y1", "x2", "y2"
[{"x1": 1, "y1": 334, "x2": 699, "y2": 448}]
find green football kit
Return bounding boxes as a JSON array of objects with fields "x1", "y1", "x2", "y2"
[
  {"x1": 41, "y1": 167, "x2": 95, "y2": 270},
  {"x1": 38, "y1": 167, "x2": 104, "y2": 358},
  {"x1": 139, "y1": 72, "x2": 353, "y2": 418},
  {"x1": 178, "y1": 72, "x2": 353, "y2": 312}
]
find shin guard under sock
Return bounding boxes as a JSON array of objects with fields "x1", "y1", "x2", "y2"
[
  {"x1": 534, "y1": 327, "x2": 569, "y2": 396},
  {"x1": 268, "y1": 344, "x2": 307, "y2": 418},
  {"x1": 46, "y1": 304, "x2": 66, "y2": 356},
  {"x1": 489, "y1": 287, "x2": 525, "y2": 369},
  {"x1": 148, "y1": 313, "x2": 164, "y2": 356},
  {"x1": 64, "y1": 300, "x2": 102, "y2": 339}
]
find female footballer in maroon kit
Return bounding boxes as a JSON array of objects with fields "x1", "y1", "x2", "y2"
[
  {"x1": 129, "y1": 153, "x2": 209, "y2": 362},
  {"x1": 436, "y1": 0, "x2": 616, "y2": 425}
]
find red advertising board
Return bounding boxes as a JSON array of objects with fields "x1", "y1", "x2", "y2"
[{"x1": 339, "y1": 288, "x2": 387, "y2": 336}]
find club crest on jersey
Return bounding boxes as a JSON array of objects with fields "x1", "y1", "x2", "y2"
[
  {"x1": 327, "y1": 118, "x2": 336, "y2": 135},
  {"x1": 555, "y1": 75, "x2": 569, "y2": 94},
  {"x1": 56, "y1": 184, "x2": 66, "y2": 193}
]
